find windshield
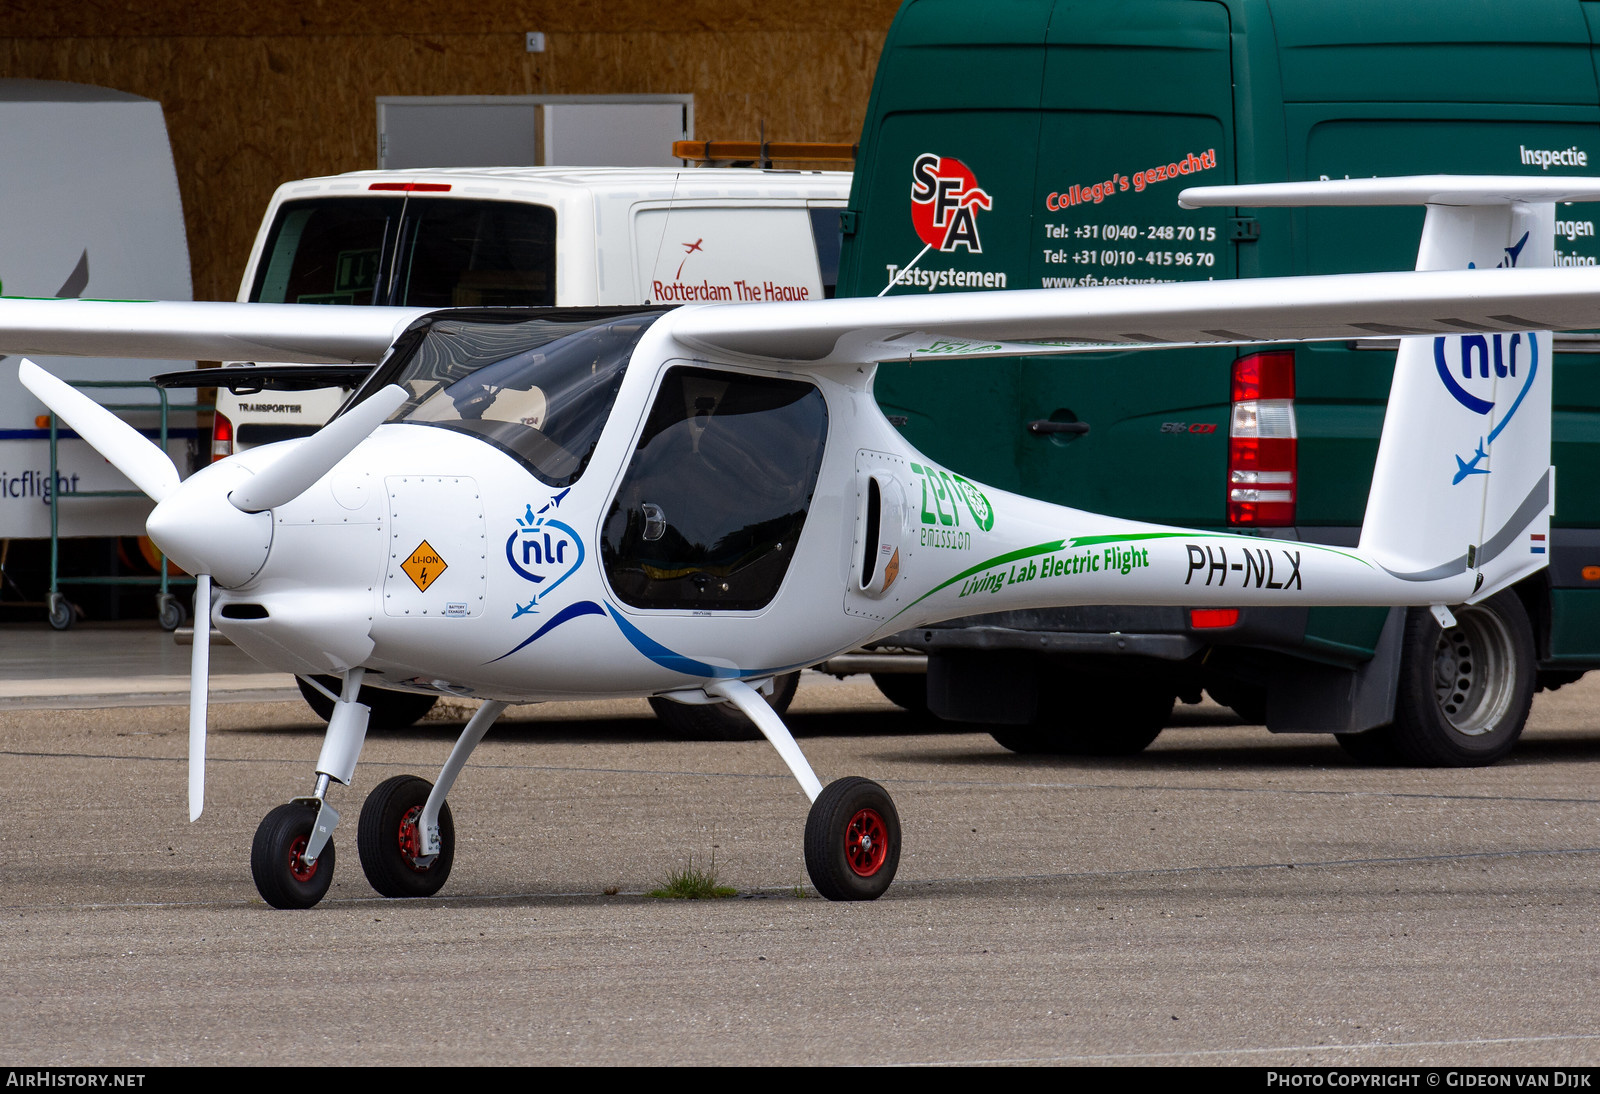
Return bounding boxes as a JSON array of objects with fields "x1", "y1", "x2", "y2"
[{"x1": 374, "y1": 310, "x2": 666, "y2": 487}]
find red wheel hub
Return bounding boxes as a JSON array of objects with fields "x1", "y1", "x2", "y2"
[
  {"x1": 397, "y1": 805, "x2": 430, "y2": 872},
  {"x1": 287, "y1": 834, "x2": 319, "y2": 883},
  {"x1": 844, "y1": 807, "x2": 889, "y2": 877}
]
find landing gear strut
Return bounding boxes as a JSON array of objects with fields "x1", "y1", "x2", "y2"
[
  {"x1": 707, "y1": 679, "x2": 902, "y2": 901},
  {"x1": 249, "y1": 676, "x2": 904, "y2": 907}
]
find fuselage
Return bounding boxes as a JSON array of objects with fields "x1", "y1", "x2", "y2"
[{"x1": 160, "y1": 306, "x2": 1530, "y2": 705}]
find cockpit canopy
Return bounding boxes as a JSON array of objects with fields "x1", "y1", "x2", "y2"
[{"x1": 358, "y1": 308, "x2": 667, "y2": 486}]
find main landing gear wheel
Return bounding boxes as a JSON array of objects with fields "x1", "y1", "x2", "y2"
[
  {"x1": 357, "y1": 775, "x2": 455, "y2": 898},
  {"x1": 804, "y1": 776, "x2": 901, "y2": 901},
  {"x1": 251, "y1": 802, "x2": 335, "y2": 909}
]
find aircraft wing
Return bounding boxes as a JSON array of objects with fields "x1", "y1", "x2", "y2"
[
  {"x1": 0, "y1": 298, "x2": 431, "y2": 364},
  {"x1": 666, "y1": 266, "x2": 1600, "y2": 366}
]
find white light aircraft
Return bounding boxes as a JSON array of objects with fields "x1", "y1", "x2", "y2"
[{"x1": 12, "y1": 177, "x2": 1600, "y2": 908}]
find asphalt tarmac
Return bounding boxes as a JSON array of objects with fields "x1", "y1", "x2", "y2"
[{"x1": 4, "y1": 625, "x2": 1600, "y2": 1066}]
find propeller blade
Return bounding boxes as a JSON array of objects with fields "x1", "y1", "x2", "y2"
[
  {"x1": 229, "y1": 384, "x2": 409, "y2": 513},
  {"x1": 188, "y1": 574, "x2": 210, "y2": 822},
  {"x1": 17, "y1": 358, "x2": 181, "y2": 503}
]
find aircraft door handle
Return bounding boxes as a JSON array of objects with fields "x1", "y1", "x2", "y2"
[
  {"x1": 641, "y1": 502, "x2": 666, "y2": 542},
  {"x1": 1026, "y1": 419, "x2": 1089, "y2": 436}
]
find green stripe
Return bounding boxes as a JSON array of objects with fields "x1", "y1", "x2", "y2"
[
  {"x1": 891, "y1": 530, "x2": 1372, "y2": 624},
  {"x1": 898, "y1": 539, "x2": 1067, "y2": 615}
]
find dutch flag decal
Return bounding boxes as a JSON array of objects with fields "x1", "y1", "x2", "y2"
[{"x1": 1530, "y1": 533, "x2": 1547, "y2": 556}]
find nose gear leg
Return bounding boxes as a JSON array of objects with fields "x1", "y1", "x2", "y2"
[{"x1": 298, "y1": 668, "x2": 370, "y2": 865}]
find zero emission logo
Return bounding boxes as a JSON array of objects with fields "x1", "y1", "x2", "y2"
[{"x1": 910, "y1": 153, "x2": 993, "y2": 253}]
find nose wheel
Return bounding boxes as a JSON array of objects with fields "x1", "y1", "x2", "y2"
[
  {"x1": 250, "y1": 802, "x2": 335, "y2": 909},
  {"x1": 804, "y1": 776, "x2": 901, "y2": 901},
  {"x1": 357, "y1": 775, "x2": 455, "y2": 898}
]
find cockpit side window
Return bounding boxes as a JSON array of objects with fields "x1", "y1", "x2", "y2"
[
  {"x1": 602, "y1": 366, "x2": 829, "y2": 611},
  {"x1": 379, "y1": 311, "x2": 662, "y2": 487}
]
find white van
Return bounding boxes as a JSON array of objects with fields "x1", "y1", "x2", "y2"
[{"x1": 213, "y1": 166, "x2": 851, "y2": 453}]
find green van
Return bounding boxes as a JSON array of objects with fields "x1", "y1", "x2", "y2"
[{"x1": 837, "y1": 0, "x2": 1600, "y2": 763}]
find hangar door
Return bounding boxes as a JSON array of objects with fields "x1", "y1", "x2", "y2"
[{"x1": 376, "y1": 95, "x2": 694, "y2": 169}]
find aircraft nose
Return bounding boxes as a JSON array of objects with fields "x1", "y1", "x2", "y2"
[{"x1": 146, "y1": 462, "x2": 273, "y2": 588}]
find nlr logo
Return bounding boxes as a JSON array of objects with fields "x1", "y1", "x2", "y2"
[
  {"x1": 506, "y1": 490, "x2": 585, "y2": 618},
  {"x1": 1435, "y1": 331, "x2": 1540, "y2": 484},
  {"x1": 910, "y1": 153, "x2": 992, "y2": 253}
]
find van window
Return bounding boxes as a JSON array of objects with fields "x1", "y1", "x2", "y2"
[
  {"x1": 602, "y1": 367, "x2": 828, "y2": 611},
  {"x1": 250, "y1": 196, "x2": 557, "y2": 308},
  {"x1": 253, "y1": 198, "x2": 402, "y2": 305},
  {"x1": 809, "y1": 208, "x2": 842, "y2": 298},
  {"x1": 391, "y1": 198, "x2": 556, "y2": 307}
]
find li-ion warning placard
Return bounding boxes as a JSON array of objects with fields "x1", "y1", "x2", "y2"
[{"x1": 401, "y1": 540, "x2": 448, "y2": 592}]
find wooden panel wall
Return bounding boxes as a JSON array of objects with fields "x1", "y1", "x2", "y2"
[{"x1": 0, "y1": 1, "x2": 900, "y2": 301}]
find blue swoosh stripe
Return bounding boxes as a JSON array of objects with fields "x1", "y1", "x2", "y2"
[
  {"x1": 488, "y1": 599, "x2": 605, "y2": 663},
  {"x1": 604, "y1": 604, "x2": 741, "y2": 678}
]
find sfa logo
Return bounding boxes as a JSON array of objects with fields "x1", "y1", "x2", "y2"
[
  {"x1": 910, "y1": 153, "x2": 993, "y2": 253},
  {"x1": 506, "y1": 488, "x2": 585, "y2": 618}
]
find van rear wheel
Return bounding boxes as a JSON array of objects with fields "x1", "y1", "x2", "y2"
[{"x1": 1345, "y1": 593, "x2": 1534, "y2": 767}]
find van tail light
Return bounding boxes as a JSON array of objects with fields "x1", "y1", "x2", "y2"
[
  {"x1": 211, "y1": 411, "x2": 234, "y2": 462},
  {"x1": 1228, "y1": 350, "x2": 1296, "y2": 526},
  {"x1": 367, "y1": 182, "x2": 452, "y2": 192}
]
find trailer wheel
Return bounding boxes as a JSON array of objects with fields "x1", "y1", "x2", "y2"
[
  {"x1": 1382, "y1": 592, "x2": 1534, "y2": 767},
  {"x1": 46, "y1": 593, "x2": 73, "y2": 631}
]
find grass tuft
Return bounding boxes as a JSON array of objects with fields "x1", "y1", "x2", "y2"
[{"x1": 648, "y1": 857, "x2": 736, "y2": 900}]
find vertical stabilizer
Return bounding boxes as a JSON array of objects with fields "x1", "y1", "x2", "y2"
[
  {"x1": 1361, "y1": 199, "x2": 1552, "y2": 602},
  {"x1": 1179, "y1": 178, "x2": 1588, "y2": 603}
]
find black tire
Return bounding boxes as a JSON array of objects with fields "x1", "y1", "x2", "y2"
[
  {"x1": 871, "y1": 672, "x2": 930, "y2": 714},
  {"x1": 804, "y1": 776, "x2": 901, "y2": 901},
  {"x1": 250, "y1": 802, "x2": 335, "y2": 909},
  {"x1": 648, "y1": 671, "x2": 800, "y2": 741},
  {"x1": 46, "y1": 593, "x2": 73, "y2": 631},
  {"x1": 357, "y1": 775, "x2": 454, "y2": 898},
  {"x1": 1382, "y1": 592, "x2": 1536, "y2": 767},
  {"x1": 989, "y1": 678, "x2": 1173, "y2": 756},
  {"x1": 296, "y1": 676, "x2": 439, "y2": 730}
]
